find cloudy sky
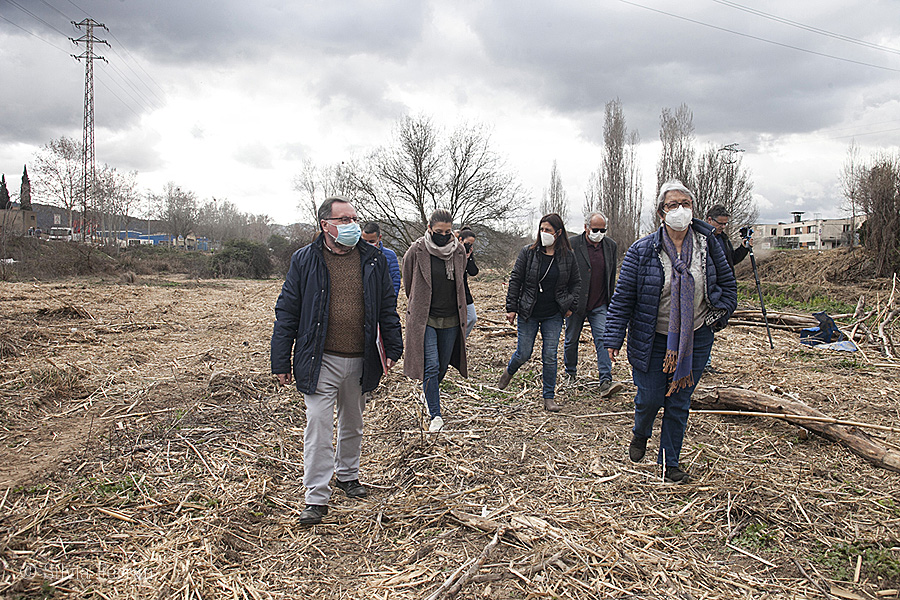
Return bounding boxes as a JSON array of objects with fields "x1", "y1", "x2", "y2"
[{"x1": 2, "y1": 0, "x2": 899, "y2": 229}]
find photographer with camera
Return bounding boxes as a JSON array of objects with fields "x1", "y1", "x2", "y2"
[
  {"x1": 706, "y1": 205, "x2": 751, "y2": 272},
  {"x1": 703, "y1": 206, "x2": 757, "y2": 372}
]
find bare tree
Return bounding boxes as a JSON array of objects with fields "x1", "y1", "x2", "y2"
[
  {"x1": 855, "y1": 151, "x2": 900, "y2": 276},
  {"x1": 840, "y1": 140, "x2": 862, "y2": 249},
  {"x1": 32, "y1": 137, "x2": 83, "y2": 228},
  {"x1": 292, "y1": 158, "x2": 355, "y2": 224},
  {"x1": 539, "y1": 160, "x2": 568, "y2": 222},
  {"x1": 657, "y1": 104, "x2": 695, "y2": 192},
  {"x1": 93, "y1": 166, "x2": 141, "y2": 247},
  {"x1": 342, "y1": 114, "x2": 525, "y2": 251},
  {"x1": 151, "y1": 182, "x2": 199, "y2": 245},
  {"x1": 693, "y1": 144, "x2": 757, "y2": 228},
  {"x1": 594, "y1": 99, "x2": 643, "y2": 248}
]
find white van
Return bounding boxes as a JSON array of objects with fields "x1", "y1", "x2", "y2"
[{"x1": 48, "y1": 227, "x2": 74, "y2": 241}]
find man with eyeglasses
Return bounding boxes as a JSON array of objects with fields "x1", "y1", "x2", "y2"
[
  {"x1": 703, "y1": 205, "x2": 751, "y2": 373},
  {"x1": 705, "y1": 205, "x2": 750, "y2": 273},
  {"x1": 564, "y1": 211, "x2": 623, "y2": 397},
  {"x1": 271, "y1": 196, "x2": 403, "y2": 525}
]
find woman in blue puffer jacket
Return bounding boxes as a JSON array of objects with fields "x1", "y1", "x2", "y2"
[{"x1": 604, "y1": 181, "x2": 737, "y2": 484}]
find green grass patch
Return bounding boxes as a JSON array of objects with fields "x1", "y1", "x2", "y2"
[
  {"x1": 733, "y1": 522, "x2": 776, "y2": 551},
  {"x1": 737, "y1": 281, "x2": 855, "y2": 314},
  {"x1": 814, "y1": 542, "x2": 900, "y2": 582}
]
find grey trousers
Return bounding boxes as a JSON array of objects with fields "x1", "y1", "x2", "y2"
[{"x1": 302, "y1": 354, "x2": 365, "y2": 505}]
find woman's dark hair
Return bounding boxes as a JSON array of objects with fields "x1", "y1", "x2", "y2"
[
  {"x1": 428, "y1": 209, "x2": 453, "y2": 228},
  {"x1": 458, "y1": 226, "x2": 475, "y2": 241},
  {"x1": 531, "y1": 213, "x2": 571, "y2": 254}
]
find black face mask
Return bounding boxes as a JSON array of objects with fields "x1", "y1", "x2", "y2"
[
  {"x1": 464, "y1": 243, "x2": 473, "y2": 253},
  {"x1": 432, "y1": 232, "x2": 452, "y2": 247}
]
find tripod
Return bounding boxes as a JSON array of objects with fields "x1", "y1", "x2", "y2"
[{"x1": 741, "y1": 231, "x2": 774, "y2": 349}]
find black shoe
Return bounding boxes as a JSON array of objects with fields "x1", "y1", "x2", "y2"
[
  {"x1": 629, "y1": 435, "x2": 648, "y2": 463},
  {"x1": 298, "y1": 504, "x2": 328, "y2": 524},
  {"x1": 664, "y1": 466, "x2": 691, "y2": 484},
  {"x1": 334, "y1": 479, "x2": 368, "y2": 499},
  {"x1": 703, "y1": 365, "x2": 719, "y2": 375}
]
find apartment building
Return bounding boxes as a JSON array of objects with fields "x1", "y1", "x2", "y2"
[{"x1": 752, "y1": 212, "x2": 864, "y2": 250}]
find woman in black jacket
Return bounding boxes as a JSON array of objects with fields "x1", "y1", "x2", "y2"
[{"x1": 498, "y1": 213, "x2": 581, "y2": 411}]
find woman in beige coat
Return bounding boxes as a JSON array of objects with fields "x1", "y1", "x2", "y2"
[{"x1": 402, "y1": 209, "x2": 468, "y2": 432}]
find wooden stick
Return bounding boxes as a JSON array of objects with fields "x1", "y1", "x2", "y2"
[{"x1": 692, "y1": 410, "x2": 900, "y2": 434}]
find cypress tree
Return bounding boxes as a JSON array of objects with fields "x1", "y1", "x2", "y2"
[
  {"x1": 0, "y1": 175, "x2": 10, "y2": 210},
  {"x1": 20, "y1": 165, "x2": 32, "y2": 210}
]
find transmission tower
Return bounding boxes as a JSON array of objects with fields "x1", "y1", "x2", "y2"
[{"x1": 71, "y1": 19, "x2": 109, "y2": 242}]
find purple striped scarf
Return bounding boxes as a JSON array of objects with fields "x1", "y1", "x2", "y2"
[{"x1": 661, "y1": 228, "x2": 695, "y2": 396}]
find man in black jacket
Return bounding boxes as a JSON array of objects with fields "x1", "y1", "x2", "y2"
[
  {"x1": 564, "y1": 211, "x2": 623, "y2": 397},
  {"x1": 271, "y1": 196, "x2": 403, "y2": 525},
  {"x1": 704, "y1": 205, "x2": 750, "y2": 373},
  {"x1": 706, "y1": 205, "x2": 750, "y2": 271}
]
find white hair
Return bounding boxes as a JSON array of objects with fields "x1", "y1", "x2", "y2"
[{"x1": 656, "y1": 180, "x2": 696, "y2": 213}]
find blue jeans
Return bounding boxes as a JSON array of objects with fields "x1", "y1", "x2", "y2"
[
  {"x1": 465, "y1": 303, "x2": 477, "y2": 338},
  {"x1": 564, "y1": 304, "x2": 612, "y2": 381},
  {"x1": 631, "y1": 325, "x2": 714, "y2": 467},
  {"x1": 506, "y1": 313, "x2": 564, "y2": 399},
  {"x1": 423, "y1": 325, "x2": 458, "y2": 418}
]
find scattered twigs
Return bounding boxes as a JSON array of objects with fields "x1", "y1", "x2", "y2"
[
  {"x1": 428, "y1": 527, "x2": 504, "y2": 600},
  {"x1": 693, "y1": 409, "x2": 900, "y2": 434}
]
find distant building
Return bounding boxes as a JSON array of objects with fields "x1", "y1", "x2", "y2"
[
  {"x1": 0, "y1": 207, "x2": 37, "y2": 237},
  {"x1": 752, "y1": 212, "x2": 865, "y2": 250}
]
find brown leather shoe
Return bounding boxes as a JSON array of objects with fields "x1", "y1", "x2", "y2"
[
  {"x1": 543, "y1": 397, "x2": 561, "y2": 412},
  {"x1": 497, "y1": 369, "x2": 512, "y2": 390}
]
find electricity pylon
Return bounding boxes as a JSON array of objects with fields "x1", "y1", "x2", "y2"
[{"x1": 71, "y1": 19, "x2": 109, "y2": 242}]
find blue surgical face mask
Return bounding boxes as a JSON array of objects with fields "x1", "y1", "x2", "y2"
[{"x1": 332, "y1": 222, "x2": 361, "y2": 247}]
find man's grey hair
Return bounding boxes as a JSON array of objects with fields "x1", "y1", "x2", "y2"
[
  {"x1": 655, "y1": 180, "x2": 696, "y2": 214},
  {"x1": 317, "y1": 195, "x2": 354, "y2": 229},
  {"x1": 584, "y1": 211, "x2": 608, "y2": 226}
]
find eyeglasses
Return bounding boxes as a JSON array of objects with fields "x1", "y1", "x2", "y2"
[
  {"x1": 664, "y1": 201, "x2": 693, "y2": 210},
  {"x1": 325, "y1": 216, "x2": 359, "y2": 225},
  {"x1": 590, "y1": 227, "x2": 607, "y2": 233},
  {"x1": 711, "y1": 218, "x2": 728, "y2": 227}
]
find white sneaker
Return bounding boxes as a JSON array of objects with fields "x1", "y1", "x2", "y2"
[{"x1": 428, "y1": 416, "x2": 444, "y2": 432}]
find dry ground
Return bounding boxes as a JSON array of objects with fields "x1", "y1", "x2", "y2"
[{"x1": 1, "y1": 267, "x2": 899, "y2": 599}]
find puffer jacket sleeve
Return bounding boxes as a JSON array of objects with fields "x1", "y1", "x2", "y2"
[
  {"x1": 603, "y1": 243, "x2": 640, "y2": 350},
  {"x1": 378, "y1": 254, "x2": 404, "y2": 362},
  {"x1": 505, "y1": 246, "x2": 529, "y2": 314},
  {"x1": 271, "y1": 249, "x2": 303, "y2": 374}
]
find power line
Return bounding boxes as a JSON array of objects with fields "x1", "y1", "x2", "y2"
[
  {"x1": 0, "y1": 13, "x2": 71, "y2": 52},
  {"x1": 618, "y1": 0, "x2": 900, "y2": 73},
  {"x1": 6, "y1": 0, "x2": 69, "y2": 37},
  {"x1": 712, "y1": 0, "x2": 900, "y2": 57}
]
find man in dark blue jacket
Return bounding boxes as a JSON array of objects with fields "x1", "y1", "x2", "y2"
[
  {"x1": 361, "y1": 221, "x2": 401, "y2": 297},
  {"x1": 271, "y1": 196, "x2": 403, "y2": 524}
]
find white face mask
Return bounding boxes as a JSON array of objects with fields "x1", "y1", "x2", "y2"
[
  {"x1": 664, "y1": 206, "x2": 692, "y2": 232},
  {"x1": 588, "y1": 230, "x2": 605, "y2": 243},
  {"x1": 540, "y1": 231, "x2": 556, "y2": 247}
]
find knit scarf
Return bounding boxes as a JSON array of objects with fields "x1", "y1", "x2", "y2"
[
  {"x1": 661, "y1": 227, "x2": 695, "y2": 396},
  {"x1": 423, "y1": 231, "x2": 458, "y2": 280}
]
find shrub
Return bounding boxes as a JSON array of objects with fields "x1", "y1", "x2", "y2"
[{"x1": 211, "y1": 239, "x2": 273, "y2": 279}]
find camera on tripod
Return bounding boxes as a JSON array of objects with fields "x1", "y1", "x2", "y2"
[{"x1": 739, "y1": 226, "x2": 753, "y2": 240}]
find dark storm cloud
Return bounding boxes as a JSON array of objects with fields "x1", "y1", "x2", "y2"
[
  {"x1": 48, "y1": 0, "x2": 428, "y2": 65},
  {"x1": 462, "y1": 1, "x2": 900, "y2": 140}
]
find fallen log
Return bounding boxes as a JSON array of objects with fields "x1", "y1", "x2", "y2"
[{"x1": 693, "y1": 387, "x2": 900, "y2": 474}]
